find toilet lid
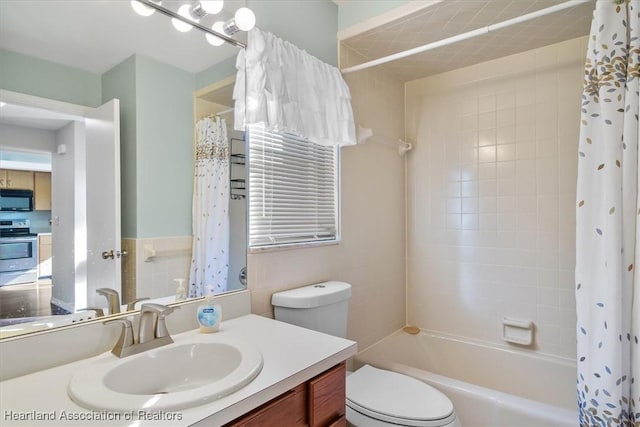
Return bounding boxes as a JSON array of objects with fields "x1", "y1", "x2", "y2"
[{"x1": 346, "y1": 365, "x2": 454, "y2": 426}]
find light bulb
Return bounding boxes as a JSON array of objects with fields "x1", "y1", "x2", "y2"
[
  {"x1": 172, "y1": 4, "x2": 197, "y2": 32},
  {"x1": 130, "y1": 0, "x2": 160, "y2": 17},
  {"x1": 206, "y1": 21, "x2": 226, "y2": 46},
  {"x1": 234, "y1": 7, "x2": 255, "y2": 31},
  {"x1": 200, "y1": 0, "x2": 223, "y2": 14}
]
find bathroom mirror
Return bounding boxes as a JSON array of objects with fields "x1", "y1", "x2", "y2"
[{"x1": 0, "y1": 0, "x2": 248, "y2": 338}]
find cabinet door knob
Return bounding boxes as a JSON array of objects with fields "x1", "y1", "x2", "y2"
[{"x1": 102, "y1": 250, "x2": 115, "y2": 260}]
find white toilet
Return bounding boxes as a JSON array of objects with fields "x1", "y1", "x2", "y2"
[{"x1": 272, "y1": 281, "x2": 462, "y2": 427}]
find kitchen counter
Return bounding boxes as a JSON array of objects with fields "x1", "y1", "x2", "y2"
[{"x1": 0, "y1": 314, "x2": 357, "y2": 426}]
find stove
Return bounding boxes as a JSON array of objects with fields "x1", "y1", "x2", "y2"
[
  {"x1": 0, "y1": 219, "x2": 39, "y2": 286},
  {"x1": 0, "y1": 219, "x2": 37, "y2": 238}
]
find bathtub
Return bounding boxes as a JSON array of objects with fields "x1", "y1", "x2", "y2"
[{"x1": 354, "y1": 329, "x2": 577, "y2": 427}]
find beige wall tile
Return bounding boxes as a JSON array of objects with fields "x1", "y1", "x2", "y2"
[
  {"x1": 134, "y1": 236, "x2": 192, "y2": 300},
  {"x1": 405, "y1": 37, "x2": 586, "y2": 359},
  {"x1": 121, "y1": 238, "x2": 137, "y2": 303}
]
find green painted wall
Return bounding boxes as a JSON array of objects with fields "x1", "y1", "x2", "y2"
[
  {"x1": 102, "y1": 54, "x2": 195, "y2": 239},
  {"x1": 338, "y1": 0, "x2": 410, "y2": 30},
  {"x1": 248, "y1": 0, "x2": 338, "y2": 66},
  {"x1": 102, "y1": 55, "x2": 138, "y2": 238},
  {"x1": 0, "y1": 49, "x2": 102, "y2": 107},
  {"x1": 135, "y1": 55, "x2": 195, "y2": 238},
  {"x1": 197, "y1": 0, "x2": 339, "y2": 91},
  {"x1": 196, "y1": 56, "x2": 237, "y2": 92}
]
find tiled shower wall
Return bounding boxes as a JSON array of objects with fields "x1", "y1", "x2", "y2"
[{"x1": 405, "y1": 37, "x2": 587, "y2": 359}]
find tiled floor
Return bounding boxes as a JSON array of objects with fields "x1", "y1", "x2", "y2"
[{"x1": 0, "y1": 279, "x2": 55, "y2": 319}]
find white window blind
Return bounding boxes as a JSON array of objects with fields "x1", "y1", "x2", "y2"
[{"x1": 248, "y1": 125, "x2": 339, "y2": 248}]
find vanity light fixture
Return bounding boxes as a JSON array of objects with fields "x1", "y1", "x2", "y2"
[
  {"x1": 224, "y1": 7, "x2": 256, "y2": 34},
  {"x1": 190, "y1": 1, "x2": 224, "y2": 18},
  {"x1": 206, "y1": 21, "x2": 226, "y2": 46},
  {"x1": 130, "y1": 0, "x2": 161, "y2": 17},
  {"x1": 172, "y1": 4, "x2": 198, "y2": 32},
  {"x1": 131, "y1": 0, "x2": 252, "y2": 48},
  {"x1": 207, "y1": 7, "x2": 255, "y2": 45}
]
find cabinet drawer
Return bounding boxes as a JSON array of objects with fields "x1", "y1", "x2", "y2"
[
  {"x1": 308, "y1": 363, "x2": 346, "y2": 427},
  {"x1": 225, "y1": 383, "x2": 307, "y2": 427},
  {"x1": 327, "y1": 415, "x2": 346, "y2": 427}
]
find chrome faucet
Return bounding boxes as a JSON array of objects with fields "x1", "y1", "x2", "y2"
[
  {"x1": 105, "y1": 303, "x2": 179, "y2": 358},
  {"x1": 138, "y1": 303, "x2": 177, "y2": 344},
  {"x1": 97, "y1": 289, "x2": 151, "y2": 314},
  {"x1": 104, "y1": 318, "x2": 134, "y2": 356},
  {"x1": 96, "y1": 288, "x2": 121, "y2": 314}
]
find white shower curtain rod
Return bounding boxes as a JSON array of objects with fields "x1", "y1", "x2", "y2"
[
  {"x1": 341, "y1": 0, "x2": 593, "y2": 74},
  {"x1": 357, "y1": 125, "x2": 413, "y2": 155},
  {"x1": 216, "y1": 107, "x2": 234, "y2": 116}
]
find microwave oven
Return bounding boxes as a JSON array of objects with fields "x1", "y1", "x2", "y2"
[{"x1": 0, "y1": 189, "x2": 34, "y2": 211}]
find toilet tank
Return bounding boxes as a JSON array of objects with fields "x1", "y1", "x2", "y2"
[{"x1": 271, "y1": 281, "x2": 351, "y2": 338}]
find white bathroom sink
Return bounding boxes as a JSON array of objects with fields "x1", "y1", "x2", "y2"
[{"x1": 68, "y1": 337, "x2": 263, "y2": 411}]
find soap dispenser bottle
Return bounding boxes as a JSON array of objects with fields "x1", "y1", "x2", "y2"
[
  {"x1": 197, "y1": 297, "x2": 222, "y2": 333},
  {"x1": 174, "y1": 278, "x2": 187, "y2": 301}
]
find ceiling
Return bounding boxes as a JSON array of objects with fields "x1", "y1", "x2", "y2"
[
  {"x1": 0, "y1": 103, "x2": 81, "y2": 131},
  {"x1": 0, "y1": 0, "x2": 247, "y2": 75},
  {"x1": 341, "y1": 0, "x2": 594, "y2": 82},
  {"x1": 199, "y1": 81, "x2": 235, "y2": 106},
  {"x1": 1, "y1": 1, "x2": 594, "y2": 87}
]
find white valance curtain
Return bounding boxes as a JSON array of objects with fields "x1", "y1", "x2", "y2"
[{"x1": 233, "y1": 28, "x2": 356, "y2": 147}]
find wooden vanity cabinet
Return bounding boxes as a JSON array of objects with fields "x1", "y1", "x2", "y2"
[
  {"x1": 225, "y1": 362, "x2": 346, "y2": 427},
  {"x1": 308, "y1": 363, "x2": 347, "y2": 427},
  {"x1": 228, "y1": 383, "x2": 308, "y2": 427}
]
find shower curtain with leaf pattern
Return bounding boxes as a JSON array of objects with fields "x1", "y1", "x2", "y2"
[
  {"x1": 575, "y1": 1, "x2": 639, "y2": 425},
  {"x1": 189, "y1": 116, "x2": 230, "y2": 297}
]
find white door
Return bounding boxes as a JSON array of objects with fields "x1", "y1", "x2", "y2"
[{"x1": 85, "y1": 99, "x2": 121, "y2": 309}]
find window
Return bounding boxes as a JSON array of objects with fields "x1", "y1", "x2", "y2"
[{"x1": 248, "y1": 125, "x2": 339, "y2": 249}]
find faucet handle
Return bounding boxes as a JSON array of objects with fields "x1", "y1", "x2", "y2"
[
  {"x1": 140, "y1": 303, "x2": 177, "y2": 315},
  {"x1": 125, "y1": 297, "x2": 150, "y2": 311},
  {"x1": 96, "y1": 288, "x2": 119, "y2": 297},
  {"x1": 104, "y1": 318, "x2": 134, "y2": 356}
]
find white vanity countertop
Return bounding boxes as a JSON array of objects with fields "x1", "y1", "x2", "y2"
[{"x1": 0, "y1": 314, "x2": 357, "y2": 426}]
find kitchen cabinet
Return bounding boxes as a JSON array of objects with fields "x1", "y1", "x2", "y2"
[
  {"x1": 34, "y1": 171, "x2": 52, "y2": 210},
  {"x1": 225, "y1": 363, "x2": 346, "y2": 427},
  {"x1": 0, "y1": 169, "x2": 34, "y2": 190},
  {"x1": 38, "y1": 234, "x2": 52, "y2": 278}
]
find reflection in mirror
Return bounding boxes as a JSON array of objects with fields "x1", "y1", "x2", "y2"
[{"x1": 0, "y1": 0, "x2": 248, "y2": 338}]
